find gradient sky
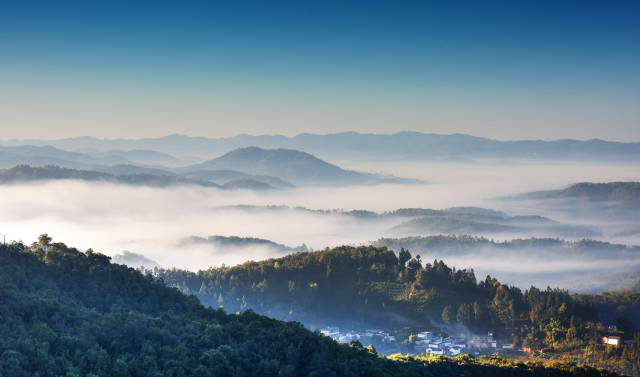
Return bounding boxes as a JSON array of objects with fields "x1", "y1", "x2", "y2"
[{"x1": 1, "y1": 1, "x2": 639, "y2": 141}]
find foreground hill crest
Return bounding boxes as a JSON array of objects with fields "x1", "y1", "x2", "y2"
[{"x1": 0, "y1": 237, "x2": 624, "y2": 377}]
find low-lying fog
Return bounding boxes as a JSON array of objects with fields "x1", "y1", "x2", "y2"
[{"x1": 1, "y1": 161, "x2": 638, "y2": 292}]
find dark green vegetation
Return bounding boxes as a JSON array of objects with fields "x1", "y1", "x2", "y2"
[
  {"x1": 156, "y1": 245, "x2": 639, "y2": 332},
  {"x1": 0, "y1": 238, "x2": 621, "y2": 377},
  {"x1": 156, "y1": 246, "x2": 640, "y2": 376}
]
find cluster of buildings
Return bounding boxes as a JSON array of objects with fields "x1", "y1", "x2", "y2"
[
  {"x1": 414, "y1": 331, "x2": 513, "y2": 356},
  {"x1": 321, "y1": 325, "x2": 628, "y2": 356},
  {"x1": 320, "y1": 326, "x2": 516, "y2": 356},
  {"x1": 320, "y1": 327, "x2": 396, "y2": 345},
  {"x1": 413, "y1": 331, "x2": 467, "y2": 356}
]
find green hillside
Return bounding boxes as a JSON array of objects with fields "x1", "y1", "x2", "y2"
[
  {"x1": 156, "y1": 246, "x2": 640, "y2": 376},
  {"x1": 1, "y1": 237, "x2": 622, "y2": 377},
  {"x1": 157, "y1": 246, "x2": 604, "y2": 334}
]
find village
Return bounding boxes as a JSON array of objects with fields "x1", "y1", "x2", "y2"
[{"x1": 319, "y1": 326, "x2": 516, "y2": 356}]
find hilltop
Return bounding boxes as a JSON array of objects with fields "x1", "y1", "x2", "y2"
[
  {"x1": 181, "y1": 235, "x2": 309, "y2": 255},
  {"x1": 518, "y1": 182, "x2": 640, "y2": 207},
  {"x1": 508, "y1": 182, "x2": 640, "y2": 222},
  {"x1": 180, "y1": 147, "x2": 415, "y2": 186}
]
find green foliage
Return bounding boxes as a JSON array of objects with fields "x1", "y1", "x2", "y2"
[
  {"x1": 0, "y1": 239, "x2": 629, "y2": 376},
  {"x1": 0, "y1": 241, "x2": 401, "y2": 376},
  {"x1": 154, "y1": 245, "x2": 618, "y2": 341},
  {"x1": 154, "y1": 245, "x2": 640, "y2": 376}
]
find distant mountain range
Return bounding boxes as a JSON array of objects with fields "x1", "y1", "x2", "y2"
[
  {"x1": 387, "y1": 207, "x2": 599, "y2": 238},
  {"x1": 517, "y1": 182, "x2": 640, "y2": 206},
  {"x1": 84, "y1": 149, "x2": 184, "y2": 167},
  {"x1": 0, "y1": 143, "x2": 418, "y2": 187},
  {"x1": 4, "y1": 132, "x2": 640, "y2": 162},
  {"x1": 507, "y1": 182, "x2": 640, "y2": 222},
  {"x1": 181, "y1": 169, "x2": 294, "y2": 188},
  {"x1": 0, "y1": 165, "x2": 291, "y2": 191},
  {"x1": 384, "y1": 207, "x2": 598, "y2": 238},
  {"x1": 0, "y1": 144, "x2": 185, "y2": 169},
  {"x1": 211, "y1": 204, "x2": 601, "y2": 239},
  {"x1": 0, "y1": 165, "x2": 223, "y2": 188},
  {"x1": 179, "y1": 147, "x2": 416, "y2": 186}
]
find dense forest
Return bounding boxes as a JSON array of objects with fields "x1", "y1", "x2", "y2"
[
  {"x1": 1, "y1": 236, "x2": 625, "y2": 377},
  {"x1": 154, "y1": 246, "x2": 640, "y2": 376},
  {"x1": 155, "y1": 245, "x2": 639, "y2": 332}
]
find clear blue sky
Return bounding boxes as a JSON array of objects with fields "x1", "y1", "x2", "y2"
[{"x1": 1, "y1": 1, "x2": 639, "y2": 140}]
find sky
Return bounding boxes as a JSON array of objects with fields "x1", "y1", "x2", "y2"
[{"x1": 1, "y1": 1, "x2": 639, "y2": 141}]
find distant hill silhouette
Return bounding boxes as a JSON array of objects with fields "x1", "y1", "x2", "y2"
[
  {"x1": 209, "y1": 204, "x2": 601, "y2": 239},
  {"x1": 181, "y1": 147, "x2": 414, "y2": 186},
  {"x1": 182, "y1": 169, "x2": 294, "y2": 188},
  {"x1": 0, "y1": 165, "x2": 308, "y2": 191},
  {"x1": 519, "y1": 182, "x2": 640, "y2": 205},
  {"x1": 6, "y1": 132, "x2": 640, "y2": 162},
  {"x1": 388, "y1": 207, "x2": 599, "y2": 238},
  {"x1": 509, "y1": 182, "x2": 640, "y2": 221},
  {"x1": 222, "y1": 178, "x2": 275, "y2": 190},
  {"x1": 182, "y1": 235, "x2": 309, "y2": 254},
  {"x1": 87, "y1": 149, "x2": 183, "y2": 167},
  {"x1": 0, "y1": 165, "x2": 221, "y2": 188},
  {"x1": 112, "y1": 250, "x2": 160, "y2": 269},
  {"x1": 0, "y1": 144, "x2": 134, "y2": 168}
]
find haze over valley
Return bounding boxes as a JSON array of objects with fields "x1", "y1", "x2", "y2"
[
  {"x1": 1, "y1": 135, "x2": 639, "y2": 294},
  {"x1": 2, "y1": 2, "x2": 639, "y2": 376}
]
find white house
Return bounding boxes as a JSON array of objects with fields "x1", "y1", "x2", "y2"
[
  {"x1": 603, "y1": 336, "x2": 621, "y2": 347},
  {"x1": 449, "y1": 347, "x2": 462, "y2": 355},
  {"x1": 427, "y1": 348, "x2": 444, "y2": 355}
]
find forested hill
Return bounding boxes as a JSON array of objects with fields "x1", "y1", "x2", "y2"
[
  {"x1": 1, "y1": 238, "x2": 620, "y2": 377},
  {"x1": 156, "y1": 247, "x2": 640, "y2": 369},
  {"x1": 157, "y1": 246, "x2": 603, "y2": 333}
]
